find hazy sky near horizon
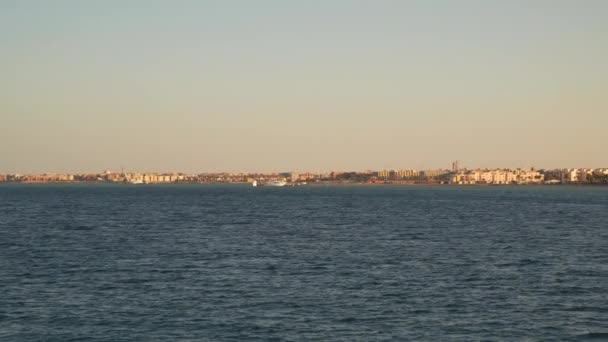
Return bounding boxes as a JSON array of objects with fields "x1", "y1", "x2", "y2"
[{"x1": 1, "y1": 0, "x2": 607, "y2": 173}]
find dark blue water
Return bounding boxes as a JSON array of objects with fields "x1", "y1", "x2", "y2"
[{"x1": 1, "y1": 184, "x2": 607, "y2": 341}]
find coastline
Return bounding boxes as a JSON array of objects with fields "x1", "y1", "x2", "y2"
[{"x1": 1, "y1": 181, "x2": 606, "y2": 187}]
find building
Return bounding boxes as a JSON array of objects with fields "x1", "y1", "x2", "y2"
[
  {"x1": 420, "y1": 170, "x2": 450, "y2": 178},
  {"x1": 542, "y1": 169, "x2": 566, "y2": 183},
  {"x1": 376, "y1": 170, "x2": 391, "y2": 179},
  {"x1": 290, "y1": 173, "x2": 299, "y2": 182},
  {"x1": 395, "y1": 170, "x2": 420, "y2": 178},
  {"x1": 565, "y1": 169, "x2": 590, "y2": 183},
  {"x1": 298, "y1": 173, "x2": 318, "y2": 181}
]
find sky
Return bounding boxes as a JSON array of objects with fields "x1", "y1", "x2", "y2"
[{"x1": 1, "y1": 0, "x2": 607, "y2": 173}]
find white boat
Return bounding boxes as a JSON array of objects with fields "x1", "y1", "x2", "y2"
[
  {"x1": 252, "y1": 180, "x2": 257, "y2": 187},
  {"x1": 265, "y1": 180, "x2": 287, "y2": 187}
]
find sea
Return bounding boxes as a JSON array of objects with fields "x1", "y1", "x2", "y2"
[{"x1": 1, "y1": 184, "x2": 607, "y2": 341}]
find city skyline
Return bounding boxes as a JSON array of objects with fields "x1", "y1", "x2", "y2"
[
  {"x1": 2, "y1": 1, "x2": 607, "y2": 173},
  {"x1": 3, "y1": 166, "x2": 607, "y2": 186}
]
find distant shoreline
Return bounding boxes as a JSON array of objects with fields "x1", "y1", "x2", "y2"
[{"x1": 1, "y1": 181, "x2": 606, "y2": 187}]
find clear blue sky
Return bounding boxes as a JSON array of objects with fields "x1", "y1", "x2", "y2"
[{"x1": 1, "y1": 0, "x2": 606, "y2": 173}]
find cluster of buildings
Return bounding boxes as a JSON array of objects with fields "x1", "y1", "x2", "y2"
[
  {"x1": 377, "y1": 169, "x2": 419, "y2": 179},
  {"x1": 2, "y1": 173, "x2": 75, "y2": 183},
  {"x1": 0, "y1": 171, "x2": 305, "y2": 185},
  {"x1": 372, "y1": 169, "x2": 451, "y2": 182},
  {"x1": 103, "y1": 171, "x2": 188, "y2": 184},
  {"x1": 544, "y1": 168, "x2": 608, "y2": 184},
  {"x1": 452, "y1": 168, "x2": 608, "y2": 185},
  {"x1": 452, "y1": 169, "x2": 544, "y2": 185},
  {"x1": 1, "y1": 165, "x2": 607, "y2": 185},
  {"x1": 0, "y1": 172, "x2": 191, "y2": 184}
]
